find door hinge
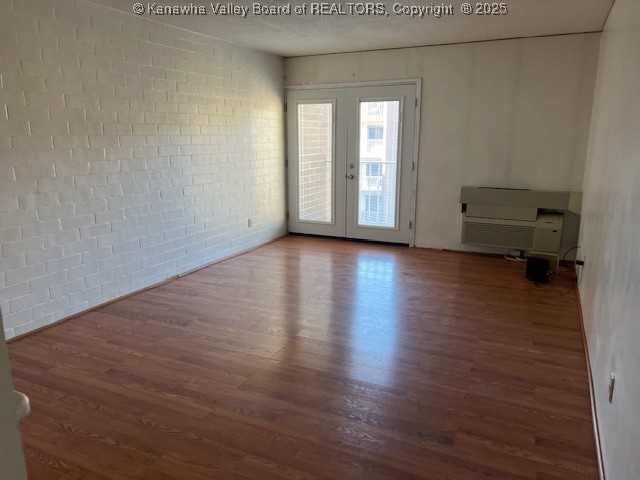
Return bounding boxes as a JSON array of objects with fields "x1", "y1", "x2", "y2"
[
  {"x1": 285, "y1": 158, "x2": 288, "y2": 167},
  {"x1": 412, "y1": 161, "x2": 415, "y2": 171},
  {"x1": 284, "y1": 102, "x2": 287, "y2": 112},
  {"x1": 409, "y1": 220, "x2": 413, "y2": 229},
  {"x1": 415, "y1": 98, "x2": 419, "y2": 108},
  {"x1": 286, "y1": 212, "x2": 289, "y2": 220}
]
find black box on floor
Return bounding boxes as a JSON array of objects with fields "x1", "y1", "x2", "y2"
[{"x1": 526, "y1": 256, "x2": 551, "y2": 284}]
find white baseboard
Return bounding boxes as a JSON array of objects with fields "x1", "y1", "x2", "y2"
[{"x1": 576, "y1": 288, "x2": 606, "y2": 480}]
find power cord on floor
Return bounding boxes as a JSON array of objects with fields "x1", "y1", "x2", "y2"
[
  {"x1": 535, "y1": 281, "x2": 578, "y2": 296},
  {"x1": 504, "y1": 250, "x2": 526, "y2": 262}
]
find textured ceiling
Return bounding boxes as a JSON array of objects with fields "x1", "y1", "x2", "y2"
[{"x1": 90, "y1": 0, "x2": 614, "y2": 56}]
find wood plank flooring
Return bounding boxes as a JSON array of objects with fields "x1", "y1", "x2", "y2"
[{"x1": 8, "y1": 236, "x2": 599, "y2": 479}]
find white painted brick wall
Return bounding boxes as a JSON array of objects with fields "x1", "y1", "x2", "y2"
[{"x1": 0, "y1": 0, "x2": 286, "y2": 338}]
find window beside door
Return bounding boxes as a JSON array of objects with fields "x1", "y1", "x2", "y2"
[
  {"x1": 357, "y1": 100, "x2": 400, "y2": 229},
  {"x1": 297, "y1": 102, "x2": 333, "y2": 223}
]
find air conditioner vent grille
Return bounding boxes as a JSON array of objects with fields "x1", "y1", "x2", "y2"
[{"x1": 464, "y1": 222, "x2": 535, "y2": 249}]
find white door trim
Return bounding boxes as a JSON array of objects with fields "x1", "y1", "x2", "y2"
[
  {"x1": 285, "y1": 79, "x2": 421, "y2": 246},
  {"x1": 285, "y1": 78, "x2": 422, "y2": 91}
]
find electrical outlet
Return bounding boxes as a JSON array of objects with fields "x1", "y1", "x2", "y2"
[
  {"x1": 608, "y1": 372, "x2": 616, "y2": 403},
  {"x1": 247, "y1": 217, "x2": 253, "y2": 228}
]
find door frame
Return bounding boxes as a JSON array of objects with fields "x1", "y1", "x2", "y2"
[{"x1": 285, "y1": 79, "x2": 422, "y2": 246}]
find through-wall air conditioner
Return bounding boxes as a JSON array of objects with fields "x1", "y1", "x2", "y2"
[
  {"x1": 460, "y1": 187, "x2": 582, "y2": 254},
  {"x1": 462, "y1": 213, "x2": 563, "y2": 252}
]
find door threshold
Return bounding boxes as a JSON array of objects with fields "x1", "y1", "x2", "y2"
[{"x1": 288, "y1": 232, "x2": 409, "y2": 247}]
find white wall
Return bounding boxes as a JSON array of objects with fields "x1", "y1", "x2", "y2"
[
  {"x1": 579, "y1": 0, "x2": 640, "y2": 478},
  {"x1": 285, "y1": 34, "x2": 600, "y2": 250},
  {"x1": 0, "y1": 0, "x2": 286, "y2": 339},
  {"x1": 0, "y1": 311, "x2": 27, "y2": 480}
]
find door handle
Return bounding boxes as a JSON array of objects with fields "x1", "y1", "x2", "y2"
[{"x1": 347, "y1": 174, "x2": 355, "y2": 180}]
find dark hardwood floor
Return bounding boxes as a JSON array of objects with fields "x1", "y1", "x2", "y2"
[{"x1": 8, "y1": 236, "x2": 599, "y2": 479}]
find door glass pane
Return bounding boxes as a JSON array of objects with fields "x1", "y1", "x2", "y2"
[
  {"x1": 358, "y1": 101, "x2": 400, "y2": 228},
  {"x1": 297, "y1": 103, "x2": 333, "y2": 223}
]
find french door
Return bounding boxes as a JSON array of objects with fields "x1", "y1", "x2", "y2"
[{"x1": 286, "y1": 84, "x2": 417, "y2": 244}]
